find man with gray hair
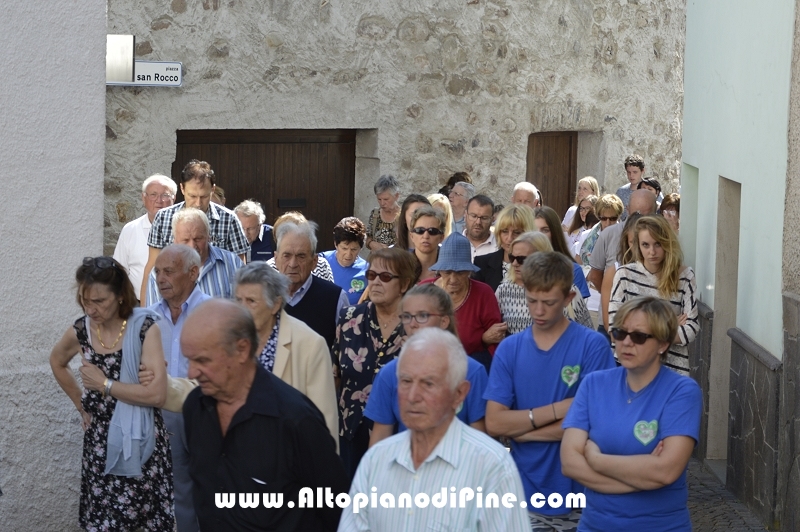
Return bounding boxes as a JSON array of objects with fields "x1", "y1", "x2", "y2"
[
  {"x1": 449, "y1": 181, "x2": 476, "y2": 235},
  {"x1": 148, "y1": 243, "x2": 210, "y2": 532},
  {"x1": 340, "y1": 328, "x2": 528, "y2": 531},
  {"x1": 511, "y1": 181, "x2": 541, "y2": 208},
  {"x1": 275, "y1": 220, "x2": 348, "y2": 350},
  {"x1": 234, "y1": 199, "x2": 274, "y2": 262},
  {"x1": 113, "y1": 173, "x2": 176, "y2": 300},
  {"x1": 146, "y1": 208, "x2": 243, "y2": 303}
]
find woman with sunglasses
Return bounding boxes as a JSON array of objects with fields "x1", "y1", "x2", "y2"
[
  {"x1": 578, "y1": 194, "x2": 624, "y2": 267},
  {"x1": 609, "y1": 216, "x2": 698, "y2": 375},
  {"x1": 562, "y1": 296, "x2": 701, "y2": 531},
  {"x1": 365, "y1": 283, "x2": 489, "y2": 446},
  {"x1": 335, "y1": 247, "x2": 419, "y2": 479},
  {"x1": 497, "y1": 232, "x2": 592, "y2": 333},
  {"x1": 395, "y1": 194, "x2": 431, "y2": 251},
  {"x1": 473, "y1": 204, "x2": 537, "y2": 292},
  {"x1": 409, "y1": 205, "x2": 447, "y2": 282},
  {"x1": 49, "y1": 257, "x2": 173, "y2": 530}
]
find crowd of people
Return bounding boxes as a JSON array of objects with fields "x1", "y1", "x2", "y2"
[{"x1": 49, "y1": 157, "x2": 700, "y2": 531}]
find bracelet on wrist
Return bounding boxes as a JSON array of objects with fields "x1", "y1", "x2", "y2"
[
  {"x1": 104, "y1": 379, "x2": 113, "y2": 397},
  {"x1": 101, "y1": 378, "x2": 108, "y2": 397},
  {"x1": 529, "y1": 408, "x2": 537, "y2": 429}
]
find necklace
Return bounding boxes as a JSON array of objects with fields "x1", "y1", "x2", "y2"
[
  {"x1": 625, "y1": 382, "x2": 646, "y2": 404},
  {"x1": 96, "y1": 320, "x2": 127, "y2": 350}
]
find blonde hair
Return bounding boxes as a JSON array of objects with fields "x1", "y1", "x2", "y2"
[
  {"x1": 574, "y1": 176, "x2": 600, "y2": 206},
  {"x1": 494, "y1": 204, "x2": 536, "y2": 238},
  {"x1": 595, "y1": 194, "x2": 624, "y2": 218},
  {"x1": 272, "y1": 211, "x2": 307, "y2": 243},
  {"x1": 612, "y1": 296, "x2": 677, "y2": 361},
  {"x1": 507, "y1": 231, "x2": 553, "y2": 283},
  {"x1": 427, "y1": 193, "x2": 453, "y2": 239},
  {"x1": 633, "y1": 216, "x2": 684, "y2": 297}
]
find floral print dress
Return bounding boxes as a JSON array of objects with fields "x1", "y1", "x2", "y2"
[
  {"x1": 336, "y1": 302, "x2": 405, "y2": 440},
  {"x1": 75, "y1": 316, "x2": 174, "y2": 532}
]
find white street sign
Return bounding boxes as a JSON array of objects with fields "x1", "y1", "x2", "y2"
[{"x1": 107, "y1": 61, "x2": 182, "y2": 87}]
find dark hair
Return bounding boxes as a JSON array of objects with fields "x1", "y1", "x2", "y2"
[
  {"x1": 76, "y1": 257, "x2": 137, "y2": 318},
  {"x1": 617, "y1": 213, "x2": 643, "y2": 265},
  {"x1": 467, "y1": 194, "x2": 494, "y2": 211},
  {"x1": 534, "y1": 206, "x2": 577, "y2": 263},
  {"x1": 493, "y1": 204, "x2": 505, "y2": 215},
  {"x1": 333, "y1": 217, "x2": 367, "y2": 247},
  {"x1": 397, "y1": 194, "x2": 431, "y2": 251},
  {"x1": 660, "y1": 193, "x2": 680, "y2": 214},
  {"x1": 638, "y1": 177, "x2": 662, "y2": 195},
  {"x1": 446, "y1": 172, "x2": 472, "y2": 188},
  {"x1": 181, "y1": 159, "x2": 215, "y2": 185},
  {"x1": 624, "y1": 154, "x2": 645, "y2": 171},
  {"x1": 568, "y1": 195, "x2": 598, "y2": 235},
  {"x1": 368, "y1": 247, "x2": 420, "y2": 294}
]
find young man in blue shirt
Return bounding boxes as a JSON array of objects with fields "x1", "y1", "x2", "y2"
[{"x1": 484, "y1": 251, "x2": 614, "y2": 531}]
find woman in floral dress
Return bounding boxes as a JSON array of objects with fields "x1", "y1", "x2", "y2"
[
  {"x1": 335, "y1": 248, "x2": 419, "y2": 479},
  {"x1": 50, "y1": 257, "x2": 173, "y2": 531}
]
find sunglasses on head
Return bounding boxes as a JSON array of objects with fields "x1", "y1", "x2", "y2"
[
  {"x1": 83, "y1": 256, "x2": 119, "y2": 271},
  {"x1": 366, "y1": 270, "x2": 399, "y2": 282},
  {"x1": 610, "y1": 328, "x2": 654, "y2": 345},
  {"x1": 599, "y1": 216, "x2": 619, "y2": 222},
  {"x1": 411, "y1": 227, "x2": 444, "y2": 236},
  {"x1": 507, "y1": 254, "x2": 529, "y2": 265}
]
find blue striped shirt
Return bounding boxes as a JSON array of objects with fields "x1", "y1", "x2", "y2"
[
  {"x1": 146, "y1": 244, "x2": 243, "y2": 304},
  {"x1": 148, "y1": 286, "x2": 211, "y2": 378},
  {"x1": 338, "y1": 418, "x2": 529, "y2": 531}
]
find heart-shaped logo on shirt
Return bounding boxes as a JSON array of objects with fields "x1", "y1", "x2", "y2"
[
  {"x1": 634, "y1": 420, "x2": 658, "y2": 445},
  {"x1": 561, "y1": 365, "x2": 580, "y2": 387}
]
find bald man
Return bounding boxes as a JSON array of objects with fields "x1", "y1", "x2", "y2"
[{"x1": 181, "y1": 299, "x2": 347, "y2": 531}]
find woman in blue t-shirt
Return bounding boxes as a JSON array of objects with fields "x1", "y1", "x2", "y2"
[{"x1": 561, "y1": 296, "x2": 701, "y2": 531}]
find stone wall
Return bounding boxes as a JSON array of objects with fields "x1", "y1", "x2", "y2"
[
  {"x1": 0, "y1": 2, "x2": 106, "y2": 530},
  {"x1": 105, "y1": 0, "x2": 686, "y2": 252},
  {"x1": 727, "y1": 327, "x2": 782, "y2": 529}
]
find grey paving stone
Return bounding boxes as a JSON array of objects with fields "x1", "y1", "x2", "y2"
[{"x1": 687, "y1": 459, "x2": 766, "y2": 531}]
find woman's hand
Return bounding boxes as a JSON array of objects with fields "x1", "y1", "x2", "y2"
[
  {"x1": 584, "y1": 438, "x2": 602, "y2": 469},
  {"x1": 79, "y1": 408, "x2": 92, "y2": 431},
  {"x1": 79, "y1": 358, "x2": 107, "y2": 392},
  {"x1": 138, "y1": 363, "x2": 156, "y2": 387},
  {"x1": 677, "y1": 313, "x2": 688, "y2": 326},
  {"x1": 481, "y1": 322, "x2": 508, "y2": 345}
]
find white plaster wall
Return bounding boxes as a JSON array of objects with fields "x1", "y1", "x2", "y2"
[
  {"x1": 0, "y1": 2, "x2": 106, "y2": 530},
  {"x1": 104, "y1": 0, "x2": 686, "y2": 252},
  {"x1": 682, "y1": 0, "x2": 794, "y2": 358}
]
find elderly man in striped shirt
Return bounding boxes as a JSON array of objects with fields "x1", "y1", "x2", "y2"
[
  {"x1": 146, "y1": 208, "x2": 242, "y2": 304},
  {"x1": 339, "y1": 328, "x2": 528, "y2": 531}
]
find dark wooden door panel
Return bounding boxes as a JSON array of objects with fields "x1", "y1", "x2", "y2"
[
  {"x1": 526, "y1": 132, "x2": 578, "y2": 220},
  {"x1": 173, "y1": 130, "x2": 355, "y2": 252}
]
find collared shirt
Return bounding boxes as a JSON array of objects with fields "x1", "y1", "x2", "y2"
[
  {"x1": 183, "y1": 365, "x2": 348, "y2": 531},
  {"x1": 286, "y1": 272, "x2": 350, "y2": 327},
  {"x1": 462, "y1": 229, "x2": 498, "y2": 261},
  {"x1": 149, "y1": 286, "x2": 211, "y2": 378},
  {"x1": 113, "y1": 214, "x2": 151, "y2": 300},
  {"x1": 147, "y1": 201, "x2": 250, "y2": 256},
  {"x1": 338, "y1": 418, "x2": 529, "y2": 531},
  {"x1": 146, "y1": 244, "x2": 243, "y2": 304}
]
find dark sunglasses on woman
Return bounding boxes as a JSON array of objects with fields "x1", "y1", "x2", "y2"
[
  {"x1": 507, "y1": 254, "x2": 529, "y2": 265},
  {"x1": 366, "y1": 270, "x2": 400, "y2": 282},
  {"x1": 411, "y1": 227, "x2": 444, "y2": 236},
  {"x1": 609, "y1": 328, "x2": 654, "y2": 345}
]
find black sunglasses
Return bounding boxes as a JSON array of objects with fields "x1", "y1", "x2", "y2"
[
  {"x1": 411, "y1": 227, "x2": 444, "y2": 236},
  {"x1": 610, "y1": 328, "x2": 654, "y2": 345},
  {"x1": 83, "y1": 256, "x2": 119, "y2": 270},
  {"x1": 366, "y1": 270, "x2": 400, "y2": 282},
  {"x1": 599, "y1": 216, "x2": 619, "y2": 222},
  {"x1": 507, "y1": 254, "x2": 529, "y2": 265}
]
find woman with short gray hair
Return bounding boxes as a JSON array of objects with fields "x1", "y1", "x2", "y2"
[
  {"x1": 365, "y1": 174, "x2": 400, "y2": 250},
  {"x1": 233, "y1": 262, "x2": 339, "y2": 443}
]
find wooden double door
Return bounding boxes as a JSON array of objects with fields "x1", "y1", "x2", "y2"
[
  {"x1": 173, "y1": 129, "x2": 356, "y2": 250},
  {"x1": 526, "y1": 131, "x2": 578, "y2": 219}
]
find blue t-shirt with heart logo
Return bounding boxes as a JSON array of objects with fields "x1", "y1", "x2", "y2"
[
  {"x1": 562, "y1": 365, "x2": 701, "y2": 531},
  {"x1": 483, "y1": 322, "x2": 614, "y2": 515}
]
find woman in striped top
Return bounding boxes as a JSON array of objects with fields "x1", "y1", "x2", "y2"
[{"x1": 608, "y1": 215, "x2": 699, "y2": 375}]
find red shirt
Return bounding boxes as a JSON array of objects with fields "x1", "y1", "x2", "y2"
[{"x1": 421, "y1": 278, "x2": 502, "y2": 355}]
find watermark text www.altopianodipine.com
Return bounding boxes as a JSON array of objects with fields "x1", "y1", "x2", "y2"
[{"x1": 215, "y1": 486, "x2": 586, "y2": 513}]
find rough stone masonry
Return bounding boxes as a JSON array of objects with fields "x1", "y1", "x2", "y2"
[{"x1": 105, "y1": 0, "x2": 685, "y2": 253}]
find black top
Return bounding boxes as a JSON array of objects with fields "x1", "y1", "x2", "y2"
[
  {"x1": 183, "y1": 365, "x2": 349, "y2": 532},
  {"x1": 250, "y1": 224, "x2": 275, "y2": 262},
  {"x1": 284, "y1": 275, "x2": 341, "y2": 354},
  {"x1": 472, "y1": 248, "x2": 505, "y2": 292}
]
